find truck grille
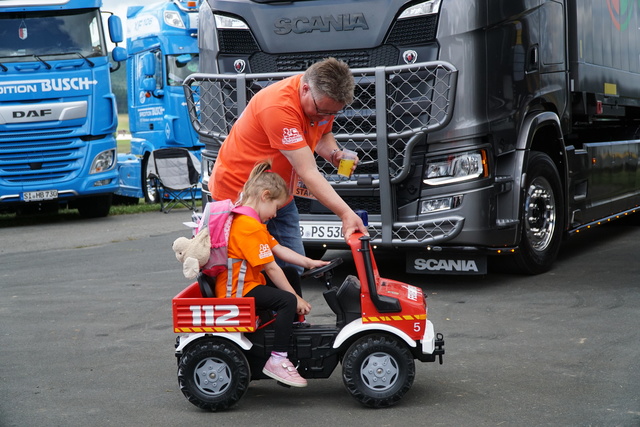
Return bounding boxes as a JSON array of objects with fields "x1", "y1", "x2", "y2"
[
  {"x1": 217, "y1": 13, "x2": 437, "y2": 71},
  {"x1": 385, "y1": 15, "x2": 438, "y2": 45},
  {"x1": 0, "y1": 134, "x2": 83, "y2": 184},
  {"x1": 216, "y1": 29, "x2": 260, "y2": 54},
  {"x1": 295, "y1": 196, "x2": 381, "y2": 215},
  {"x1": 250, "y1": 46, "x2": 398, "y2": 73}
]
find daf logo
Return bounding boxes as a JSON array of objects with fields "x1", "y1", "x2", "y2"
[
  {"x1": 13, "y1": 109, "x2": 52, "y2": 118},
  {"x1": 234, "y1": 59, "x2": 246, "y2": 73},
  {"x1": 402, "y1": 50, "x2": 418, "y2": 64}
]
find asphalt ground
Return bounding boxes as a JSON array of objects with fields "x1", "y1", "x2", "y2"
[{"x1": 0, "y1": 210, "x2": 638, "y2": 426}]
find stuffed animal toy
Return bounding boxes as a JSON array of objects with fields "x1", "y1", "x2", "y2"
[{"x1": 172, "y1": 228, "x2": 211, "y2": 279}]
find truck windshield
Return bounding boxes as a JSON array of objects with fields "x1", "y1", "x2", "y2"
[
  {"x1": 167, "y1": 53, "x2": 199, "y2": 86},
  {"x1": 0, "y1": 8, "x2": 105, "y2": 61}
]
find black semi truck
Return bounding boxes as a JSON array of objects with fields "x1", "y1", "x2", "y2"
[{"x1": 185, "y1": 0, "x2": 640, "y2": 274}]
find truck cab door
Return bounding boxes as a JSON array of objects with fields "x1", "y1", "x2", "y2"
[{"x1": 132, "y1": 50, "x2": 165, "y2": 139}]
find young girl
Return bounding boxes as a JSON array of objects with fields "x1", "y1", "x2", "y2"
[{"x1": 214, "y1": 160, "x2": 329, "y2": 388}]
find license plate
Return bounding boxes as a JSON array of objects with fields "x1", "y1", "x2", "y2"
[
  {"x1": 300, "y1": 222, "x2": 343, "y2": 241},
  {"x1": 23, "y1": 190, "x2": 58, "y2": 202}
]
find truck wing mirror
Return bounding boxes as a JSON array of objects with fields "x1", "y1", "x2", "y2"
[
  {"x1": 108, "y1": 15, "x2": 124, "y2": 44},
  {"x1": 141, "y1": 77, "x2": 156, "y2": 92},
  {"x1": 176, "y1": 54, "x2": 192, "y2": 65},
  {"x1": 112, "y1": 46, "x2": 127, "y2": 63},
  {"x1": 141, "y1": 52, "x2": 155, "y2": 76}
]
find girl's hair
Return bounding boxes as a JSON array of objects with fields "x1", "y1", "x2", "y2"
[{"x1": 239, "y1": 160, "x2": 289, "y2": 203}]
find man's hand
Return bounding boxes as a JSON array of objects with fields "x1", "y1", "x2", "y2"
[{"x1": 341, "y1": 211, "x2": 368, "y2": 241}]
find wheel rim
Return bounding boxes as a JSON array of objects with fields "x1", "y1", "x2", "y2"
[
  {"x1": 524, "y1": 176, "x2": 556, "y2": 252},
  {"x1": 144, "y1": 160, "x2": 158, "y2": 203},
  {"x1": 193, "y1": 357, "x2": 232, "y2": 396},
  {"x1": 360, "y1": 352, "x2": 399, "y2": 391}
]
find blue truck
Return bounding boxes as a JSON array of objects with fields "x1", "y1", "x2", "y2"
[
  {"x1": 115, "y1": 0, "x2": 201, "y2": 204},
  {"x1": 0, "y1": 0, "x2": 126, "y2": 218}
]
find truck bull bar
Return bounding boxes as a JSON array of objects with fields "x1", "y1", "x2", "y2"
[{"x1": 183, "y1": 61, "x2": 458, "y2": 246}]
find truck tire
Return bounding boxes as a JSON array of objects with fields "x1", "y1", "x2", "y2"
[
  {"x1": 76, "y1": 195, "x2": 112, "y2": 218},
  {"x1": 177, "y1": 339, "x2": 250, "y2": 411},
  {"x1": 142, "y1": 155, "x2": 158, "y2": 204},
  {"x1": 512, "y1": 151, "x2": 564, "y2": 274},
  {"x1": 342, "y1": 334, "x2": 415, "y2": 408}
]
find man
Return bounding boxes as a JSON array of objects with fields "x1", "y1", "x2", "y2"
[{"x1": 208, "y1": 57, "x2": 367, "y2": 271}]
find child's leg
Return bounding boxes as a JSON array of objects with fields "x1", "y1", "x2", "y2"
[
  {"x1": 244, "y1": 285, "x2": 307, "y2": 387},
  {"x1": 244, "y1": 285, "x2": 296, "y2": 351},
  {"x1": 264, "y1": 266, "x2": 304, "y2": 323},
  {"x1": 264, "y1": 266, "x2": 302, "y2": 296}
]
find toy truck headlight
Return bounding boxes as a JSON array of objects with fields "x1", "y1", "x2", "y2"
[
  {"x1": 423, "y1": 150, "x2": 487, "y2": 185},
  {"x1": 90, "y1": 149, "x2": 116, "y2": 174}
]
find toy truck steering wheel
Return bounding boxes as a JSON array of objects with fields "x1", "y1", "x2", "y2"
[{"x1": 301, "y1": 258, "x2": 343, "y2": 279}]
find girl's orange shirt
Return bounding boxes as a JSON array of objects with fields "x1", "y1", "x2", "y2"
[{"x1": 214, "y1": 214, "x2": 279, "y2": 298}]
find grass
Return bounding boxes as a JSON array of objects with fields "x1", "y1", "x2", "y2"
[
  {"x1": 117, "y1": 113, "x2": 129, "y2": 133},
  {"x1": 116, "y1": 113, "x2": 132, "y2": 154}
]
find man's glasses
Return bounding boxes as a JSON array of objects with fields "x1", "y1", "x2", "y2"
[{"x1": 310, "y1": 89, "x2": 345, "y2": 116}]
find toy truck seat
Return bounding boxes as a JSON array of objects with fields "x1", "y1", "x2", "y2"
[{"x1": 323, "y1": 274, "x2": 362, "y2": 327}]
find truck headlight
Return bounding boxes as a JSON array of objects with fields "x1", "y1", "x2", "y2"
[
  {"x1": 165, "y1": 11, "x2": 186, "y2": 29},
  {"x1": 90, "y1": 149, "x2": 116, "y2": 174},
  {"x1": 214, "y1": 14, "x2": 249, "y2": 29},
  {"x1": 398, "y1": 0, "x2": 442, "y2": 19},
  {"x1": 424, "y1": 150, "x2": 487, "y2": 185}
]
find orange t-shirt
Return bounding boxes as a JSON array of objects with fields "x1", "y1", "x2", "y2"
[
  {"x1": 214, "y1": 214, "x2": 279, "y2": 298},
  {"x1": 209, "y1": 74, "x2": 334, "y2": 202}
]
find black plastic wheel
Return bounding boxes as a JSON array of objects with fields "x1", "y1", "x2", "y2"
[
  {"x1": 342, "y1": 334, "x2": 415, "y2": 408},
  {"x1": 177, "y1": 339, "x2": 250, "y2": 411},
  {"x1": 512, "y1": 151, "x2": 564, "y2": 274}
]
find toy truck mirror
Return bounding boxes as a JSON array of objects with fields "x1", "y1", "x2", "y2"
[{"x1": 107, "y1": 15, "x2": 124, "y2": 44}]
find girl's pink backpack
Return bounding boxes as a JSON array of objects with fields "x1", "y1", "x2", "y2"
[{"x1": 196, "y1": 200, "x2": 260, "y2": 277}]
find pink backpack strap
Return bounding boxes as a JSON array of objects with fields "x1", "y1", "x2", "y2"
[{"x1": 231, "y1": 205, "x2": 261, "y2": 222}]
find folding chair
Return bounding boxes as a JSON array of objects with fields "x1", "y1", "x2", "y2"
[{"x1": 148, "y1": 148, "x2": 200, "y2": 213}]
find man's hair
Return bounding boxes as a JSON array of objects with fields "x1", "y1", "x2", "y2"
[{"x1": 303, "y1": 57, "x2": 354, "y2": 104}]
